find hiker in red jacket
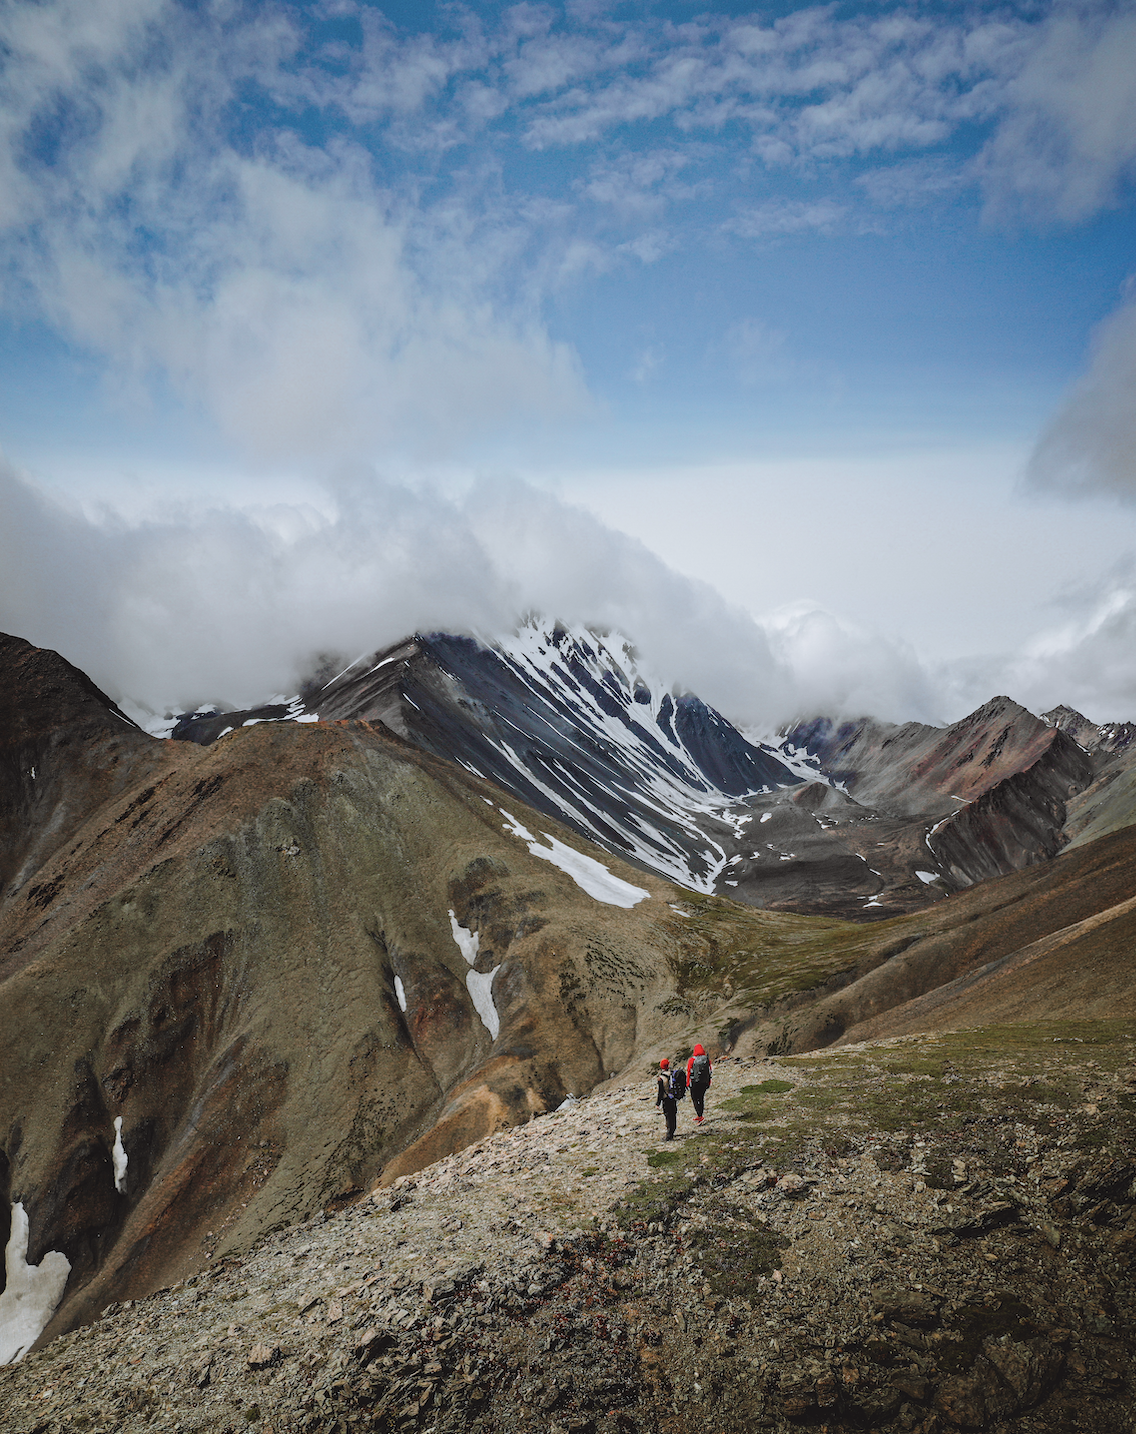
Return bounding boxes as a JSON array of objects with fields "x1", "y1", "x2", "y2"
[{"x1": 687, "y1": 1044, "x2": 712, "y2": 1124}]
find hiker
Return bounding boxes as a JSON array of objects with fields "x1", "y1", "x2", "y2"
[
  {"x1": 656, "y1": 1058, "x2": 679, "y2": 1140},
  {"x1": 687, "y1": 1043, "x2": 712, "y2": 1124}
]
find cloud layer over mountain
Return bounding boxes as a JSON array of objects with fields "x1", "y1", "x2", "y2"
[
  {"x1": 1, "y1": 2, "x2": 1134, "y2": 728},
  {"x1": 5, "y1": 457, "x2": 1136, "y2": 732}
]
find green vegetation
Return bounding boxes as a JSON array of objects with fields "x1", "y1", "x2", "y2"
[
  {"x1": 665, "y1": 888, "x2": 888, "y2": 1009},
  {"x1": 682, "y1": 1198, "x2": 787, "y2": 1298}
]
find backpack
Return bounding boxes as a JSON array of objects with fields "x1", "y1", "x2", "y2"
[
  {"x1": 690, "y1": 1052, "x2": 710, "y2": 1086},
  {"x1": 671, "y1": 1066, "x2": 687, "y2": 1100}
]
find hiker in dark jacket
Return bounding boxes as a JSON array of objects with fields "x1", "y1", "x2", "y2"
[
  {"x1": 687, "y1": 1043, "x2": 712, "y2": 1124},
  {"x1": 656, "y1": 1058, "x2": 678, "y2": 1140}
]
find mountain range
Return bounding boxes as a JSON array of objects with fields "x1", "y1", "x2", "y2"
[
  {"x1": 162, "y1": 620, "x2": 1129, "y2": 917},
  {"x1": 1, "y1": 619, "x2": 1135, "y2": 1374}
]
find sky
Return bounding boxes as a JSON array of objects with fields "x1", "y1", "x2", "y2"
[{"x1": 0, "y1": 0, "x2": 1135, "y2": 729}]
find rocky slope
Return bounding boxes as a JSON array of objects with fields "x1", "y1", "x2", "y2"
[
  {"x1": 0, "y1": 635, "x2": 717, "y2": 1351},
  {"x1": 0, "y1": 1022, "x2": 1132, "y2": 1434}
]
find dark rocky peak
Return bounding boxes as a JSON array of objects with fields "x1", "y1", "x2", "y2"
[
  {"x1": 788, "y1": 781, "x2": 868, "y2": 817},
  {"x1": 0, "y1": 634, "x2": 178, "y2": 900}
]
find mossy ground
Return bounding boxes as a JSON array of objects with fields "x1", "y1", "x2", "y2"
[{"x1": 619, "y1": 1018, "x2": 1136, "y2": 1278}]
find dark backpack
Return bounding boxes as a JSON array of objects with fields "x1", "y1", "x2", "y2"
[
  {"x1": 690, "y1": 1053, "x2": 710, "y2": 1086},
  {"x1": 671, "y1": 1066, "x2": 687, "y2": 1100}
]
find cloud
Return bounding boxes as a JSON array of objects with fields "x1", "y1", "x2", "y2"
[
  {"x1": 0, "y1": 0, "x2": 587, "y2": 463},
  {"x1": 976, "y1": 5, "x2": 1136, "y2": 222},
  {"x1": 0, "y1": 456, "x2": 958, "y2": 730},
  {"x1": 7, "y1": 452, "x2": 1136, "y2": 732},
  {"x1": 759, "y1": 602, "x2": 942, "y2": 727},
  {"x1": 727, "y1": 198, "x2": 846, "y2": 238},
  {"x1": 0, "y1": 458, "x2": 795, "y2": 722},
  {"x1": 0, "y1": 1, "x2": 1130, "y2": 476},
  {"x1": 856, "y1": 158, "x2": 968, "y2": 208},
  {"x1": 943, "y1": 562, "x2": 1136, "y2": 723},
  {"x1": 1026, "y1": 295, "x2": 1136, "y2": 499}
]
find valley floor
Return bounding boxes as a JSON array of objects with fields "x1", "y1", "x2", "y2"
[{"x1": 1, "y1": 1023, "x2": 1134, "y2": 1434}]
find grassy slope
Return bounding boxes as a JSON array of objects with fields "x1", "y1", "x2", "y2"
[{"x1": 661, "y1": 823, "x2": 1136, "y2": 1057}]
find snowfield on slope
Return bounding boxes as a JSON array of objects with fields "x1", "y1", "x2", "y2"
[{"x1": 499, "y1": 810, "x2": 649, "y2": 908}]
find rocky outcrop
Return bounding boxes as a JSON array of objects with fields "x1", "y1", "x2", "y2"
[
  {"x1": 785, "y1": 697, "x2": 1092, "y2": 821},
  {"x1": 927, "y1": 727, "x2": 1093, "y2": 885},
  {"x1": 1042, "y1": 703, "x2": 1136, "y2": 756}
]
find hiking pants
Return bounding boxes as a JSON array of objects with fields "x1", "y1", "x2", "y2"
[
  {"x1": 659, "y1": 1097, "x2": 677, "y2": 1138},
  {"x1": 690, "y1": 1083, "x2": 708, "y2": 1119}
]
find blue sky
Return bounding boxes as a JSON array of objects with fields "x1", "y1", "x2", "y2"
[{"x1": 1, "y1": 0, "x2": 1135, "y2": 724}]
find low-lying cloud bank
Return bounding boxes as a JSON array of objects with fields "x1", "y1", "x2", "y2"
[{"x1": 3, "y1": 459, "x2": 1135, "y2": 732}]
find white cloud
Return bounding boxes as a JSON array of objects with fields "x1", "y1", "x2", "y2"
[
  {"x1": 7, "y1": 452, "x2": 1136, "y2": 732},
  {"x1": 944, "y1": 563, "x2": 1136, "y2": 724},
  {"x1": 728, "y1": 198, "x2": 846, "y2": 238},
  {"x1": 977, "y1": 6, "x2": 1136, "y2": 222},
  {"x1": 0, "y1": 458, "x2": 795, "y2": 721},
  {"x1": 856, "y1": 158, "x2": 968, "y2": 208},
  {"x1": 760, "y1": 602, "x2": 941, "y2": 726},
  {"x1": 0, "y1": 0, "x2": 587, "y2": 463},
  {"x1": 0, "y1": 1, "x2": 1130, "y2": 477},
  {"x1": 1027, "y1": 295, "x2": 1136, "y2": 501}
]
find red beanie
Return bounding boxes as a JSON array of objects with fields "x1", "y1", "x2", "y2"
[
  {"x1": 659, "y1": 1058, "x2": 670, "y2": 1068},
  {"x1": 693, "y1": 1044, "x2": 705, "y2": 1056}
]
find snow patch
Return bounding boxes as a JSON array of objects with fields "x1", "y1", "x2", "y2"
[
  {"x1": 394, "y1": 976, "x2": 407, "y2": 1013},
  {"x1": 448, "y1": 910, "x2": 480, "y2": 965},
  {"x1": 668, "y1": 904, "x2": 691, "y2": 917},
  {"x1": 498, "y1": 811, "x2": 649, "y2": 908},
  {"x1": 916, "y1": 870, "x2": 939, "y2": 884},
  {"x1": 449, "y1": 911, "x2": 502, "y2": 1039},
  {"x1": 0, "y1": 1203, "x2": 71, "y2": 1365},
  {"x1": 111, "y1": 1118, "x2": 128, "y2": 1194},
  {"x1": 466, "y1": 967, "x2": 502, "y2": 1040},
  {"x1": 759, "y1": 811, "x2": 772, "y2": 823}
]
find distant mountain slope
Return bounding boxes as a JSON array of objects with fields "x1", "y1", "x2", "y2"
[
  {"x1": 164, "y1": 624, "x2": 1115, "y2": 918},
  {"x1": 173, "y1": 622, "x2": 809, "y2": 893},
  {"x1": 781, "y1": 698, "x2": 1096, "y2": 891},
  {"x1": 0, "y1": 635, "x2": 187, "y2": 903}
]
